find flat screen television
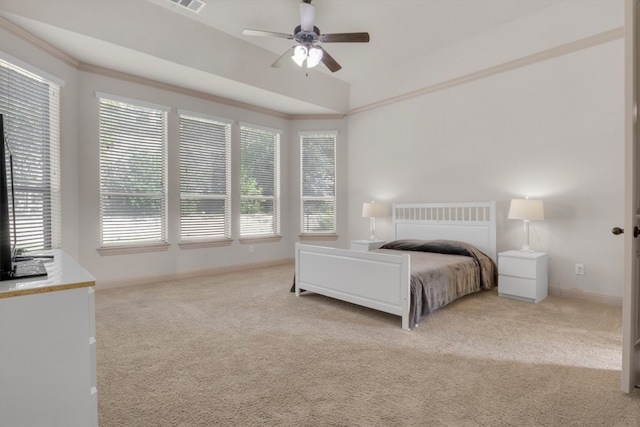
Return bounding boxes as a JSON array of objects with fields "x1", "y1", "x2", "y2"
[{"x1": 0, "y1": 113, "x2": 48, "y2": 281}]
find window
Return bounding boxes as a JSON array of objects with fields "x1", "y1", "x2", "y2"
[
  {"x1": 300, "y1": 132, "x2": 337, "y2": 234},
  {"x1": 179, "y1": 111, "x2": 231, "y2": 243},
  {"x1": 98, "y1": 94, "x2": 168, "y2": 248},
  {"x1": 0, "y1": 56, "x2": 61, "y2": 251},
  {"x1": 239, "y1": 123, "x2": 280, "y2": 237}
]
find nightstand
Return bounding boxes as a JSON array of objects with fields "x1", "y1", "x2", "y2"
[
  {"x1": 498, "y1": 250, "x2": 548, "y2": 303},
  {"x1": 350, "y1": 240, "x2": 385, "y2": 251}
]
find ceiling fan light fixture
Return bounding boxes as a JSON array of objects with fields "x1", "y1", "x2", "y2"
[
  {"x1": 244, "y1": 0, "x2": 369, "y2": 73},
  {"x1": 306, "y1": 47, "x2": 323, "y2": 68},
  {"x1": 292, "y1": 46, "x2": 308, "y2": 67}
]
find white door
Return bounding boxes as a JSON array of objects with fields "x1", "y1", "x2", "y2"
[{"x1": 622, "y1": 0, "x2": 640, "y2": 394}]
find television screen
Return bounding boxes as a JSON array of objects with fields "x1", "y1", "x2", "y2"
[
  {"x1": 0, "y1": 113, "x2": 48, "y2": 281},
  {"x1": 0, "y1": 113, "x2": 11, "y2": 278}
]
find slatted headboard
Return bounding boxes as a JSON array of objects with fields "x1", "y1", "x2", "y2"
[{"x1": 392, "y1": 201, "x2": 497, "y2": 262}]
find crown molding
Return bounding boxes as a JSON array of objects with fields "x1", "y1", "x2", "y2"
[
  {"x1": 0, "y1": 15, "x2": 344, "y2": 121},
  {"x1": 77, "y1": 61, "x2": 294, "y2": 119},
  {"x1": 0, "y1": 15, "x2": 79, "y2": 68},
  {"x1": 5, "y1": 12, "x2": 611, "y2": 121},
  {"x1": 289, "y1": 113, "x2": 345, "y2": 120},
  {"x1": 349, "y1": 27, "x2": 625, "y2": 116}
]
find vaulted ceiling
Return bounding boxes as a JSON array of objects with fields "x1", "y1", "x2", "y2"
[{"x1": 0, "y1": 0, "x2": 567, "y2": 115}]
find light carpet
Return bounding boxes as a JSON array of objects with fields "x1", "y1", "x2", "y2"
[{"x1": 95, "y1": 263, "x2": 640, "y2": 426}]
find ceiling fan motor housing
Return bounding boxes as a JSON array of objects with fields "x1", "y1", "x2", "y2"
[{"x1": 294, "y1": 25, "x2": 320, "y2": 46}]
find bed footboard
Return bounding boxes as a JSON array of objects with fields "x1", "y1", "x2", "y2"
[{"x1": 295, "y1": 243, "x2": 411, "y2": 330}]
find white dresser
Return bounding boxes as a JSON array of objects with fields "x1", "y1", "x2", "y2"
[
  {"x1": 498, "y1": 250, "x2": 548, "y2": 303},
  {"x1": 0, "y1": 250, "x2": 97, "y2": 427}
]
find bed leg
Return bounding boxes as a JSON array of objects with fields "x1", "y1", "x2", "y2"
[{"x1": 402, "y1": 316, "x2": 410, "y2": 331}]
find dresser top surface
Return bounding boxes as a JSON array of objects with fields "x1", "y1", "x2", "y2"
[{"x1": 0, "y1": 250, "x2": 95, "y2": 299}]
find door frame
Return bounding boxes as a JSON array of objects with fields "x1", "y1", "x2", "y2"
[{"x1": 622, "y1": 0, "x2": 640, "y2": 394}]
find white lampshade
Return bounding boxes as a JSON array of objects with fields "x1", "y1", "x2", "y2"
[
  {"x1": 306, "y1": 47, "x2": 323, "y2": 68},
  {"x1": 508, "y1": 199, "x2": 544, "y2": 221},
  {"x1": 362, "y1": 202, "x2": 386, "y2": 218},
  {"x1": 292, "y1": 46, "x2": 308, "y2": 67}
]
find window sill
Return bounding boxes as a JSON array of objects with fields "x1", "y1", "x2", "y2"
[
  {"x1": 239, "y1": 235, "x2": 282, "y2": 245},
  {"x1": 299, "y1": 233, "x2": 339, "y2": 242},
  {"x1": 179, "y1": 239, "x2": 233, "y2": 250},
  {"x1": 97, "y1": 243, "x2": 170, "y2": 256}
]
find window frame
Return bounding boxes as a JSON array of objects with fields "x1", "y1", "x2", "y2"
[
  {"x1": 96, "y1": 92, "x2": 169, "y2": 255},
  {"x1": 0, "y1": 55, "x2": 62, "y2": 253},
  {"x1": 299, "y1": 131, "x2": 337, "y2": 237},
  {"x1": 239, "y1": 122, "x2": 281, "y2": 240},
  {"x1": 178, "y1": 110, "x2": 232, "y2": 248}
]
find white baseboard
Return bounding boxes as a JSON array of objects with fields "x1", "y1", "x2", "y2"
[
  {"x1": 97, "y1": 268, "x2": 622, "y2": 307},
  {"x1": 96, "y1": 258, "x2": 294, "y2": 290},
  {"x1": 549, "y1": 286, "x2": 622, "y2": 306}
]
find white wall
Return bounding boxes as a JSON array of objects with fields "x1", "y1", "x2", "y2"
[{"x1": 347, "y1": 37, "x2": 625, "y2": 298}]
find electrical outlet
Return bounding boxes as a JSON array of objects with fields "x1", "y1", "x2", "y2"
[
  {"x1": 575, "y1": 264, "x2": 584, "y2": 275},
  {"x1": 249, "y1": 245, "x2": 254, "y2": 254}
]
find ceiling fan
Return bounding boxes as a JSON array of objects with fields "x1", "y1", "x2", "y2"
[{"x1": 242, "y1": 0, "x2": 370, "y2": 73}]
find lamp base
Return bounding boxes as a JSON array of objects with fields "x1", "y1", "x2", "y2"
[
  {"x1": 369, "y1": 217, "x2": 376, "y2": 242},
  {"x1": 520, "y1": 220, "x2": 533, "y2": 252}
]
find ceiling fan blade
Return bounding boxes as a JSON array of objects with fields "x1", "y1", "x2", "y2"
[
  {"x1": 318, "y1": 47, "x2": 341, "y2": 73},
  {"x1": 299, "y1": 2, "x2": 315, "y2": 32},
  {"x1": 271, "y1": 46, "x2": 296, "y2": 68},
  {"x1": 243, "y1": 29, "x2": 294, "y2": 40},
  {"x1": 319, "y1": 32, "x2": 370, "y2": 43}
]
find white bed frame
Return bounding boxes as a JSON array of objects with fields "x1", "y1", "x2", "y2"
[{"x1": 294, "y1": 201, "x2": 496, "y2": 330}]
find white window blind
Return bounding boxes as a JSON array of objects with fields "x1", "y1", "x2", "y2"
[
  {"x1": 99, "y1": 97, "x2": 168, "y2": 246},
  {"x1": 240, "y1": 124, "x2": 280, "y2": 237},
  {"x1": 0, "y1": 58, "x2": 61, "y2": 251},
  {"x1": 179, "y1": 112, "x2": 231, "y2": 241},
  {"x1": 300, "y1": 132, "x2": 336, "y2": 234}
]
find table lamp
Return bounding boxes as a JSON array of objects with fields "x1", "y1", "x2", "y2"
[
  {"x1": 362, "y1": 201, "x2": 386, "y2": 241},
  {"x1": 508, "y1": 198, "x2": 544, "y2": 251}
]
